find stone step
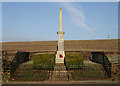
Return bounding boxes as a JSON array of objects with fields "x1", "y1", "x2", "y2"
[
  {"x1": 49, "y1": 63, "x2": 68, "y2": 81},
  {"x1": 54, "y1": 66, "x2": 66, "y2": 71}
]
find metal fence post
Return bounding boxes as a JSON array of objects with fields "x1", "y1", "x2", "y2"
[
  {"x1": 68, "y1": 65, "x2": 70, "y2": 81},
  {"x1": 51, "y1": 64, "x2": 52, "y2": 80}
]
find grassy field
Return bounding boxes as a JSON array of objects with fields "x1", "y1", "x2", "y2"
[{"x1": 2, "y1": 39, "x2": 119, "y2": 52}]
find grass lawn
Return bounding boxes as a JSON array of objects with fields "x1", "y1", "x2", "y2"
[
  {"x1": 65, "y1": 53, "x2": 84, "y2": 69},
  {"x1": 33, "y1": 53, "x2": 55, "y2": 69},
  {"x1": 70, "y1": 61, "x2": 109, "y2": 80},
  {"x1": 11, "y1": 61, "x2": 50, "y2": 81}
]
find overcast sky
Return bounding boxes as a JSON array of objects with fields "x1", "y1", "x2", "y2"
[{"x1": 2, "y1": 2, "x2": 118, "y2": 42}]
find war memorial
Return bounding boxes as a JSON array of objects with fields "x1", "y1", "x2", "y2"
[{"x1": 1, "y1": 7, "x2": 119, "y2": 85}]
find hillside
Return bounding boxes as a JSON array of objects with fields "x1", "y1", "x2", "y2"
[{"x1": 2, "y1": 39, "x2": 119, "y2": 52}]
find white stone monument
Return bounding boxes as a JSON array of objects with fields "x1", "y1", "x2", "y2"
[{"x1": 56, "y1": 8, "x2": 65, "y2": 63}]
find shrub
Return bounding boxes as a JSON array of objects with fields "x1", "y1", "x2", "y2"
[
  {"x1": 65, "y1": 53, "x2": 84, "y2": 69},
  {"x1": 33, "y1": 53, "x2": 55, "y2": 69}
]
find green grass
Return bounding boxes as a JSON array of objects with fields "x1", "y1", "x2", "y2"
[
  {"x1": 11, "y1": 61, "x2": 50, "y2": 81},
  {"x1": 70, "y1": 61, "x2": 107, "y2": 80},
  {"x1": 33, "y1": 53, "x2": 55, "y2": 69},
  {"x1": 65, "y1": 53, "x2": 84, "y2": 69}
]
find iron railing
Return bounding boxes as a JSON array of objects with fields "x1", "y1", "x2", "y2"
[{"x1": 2, "y1": 64, "x2": 113, "y2": 81}]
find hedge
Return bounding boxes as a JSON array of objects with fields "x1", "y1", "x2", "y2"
[
  {"x1": 65, "y1": 53, "x2": 84, "y2": 69},
  {"x1": 33, "y1": 53, "x2": 55, "y2": 69}
]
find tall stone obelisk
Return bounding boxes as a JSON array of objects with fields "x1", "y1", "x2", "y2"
[{"x1": 56, "y1": 8, "x2": 65, "y2": 63}]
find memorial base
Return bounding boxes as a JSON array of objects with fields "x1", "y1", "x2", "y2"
[{"x1": 55, "y1": 51, "x2": 65, "y2": 63}]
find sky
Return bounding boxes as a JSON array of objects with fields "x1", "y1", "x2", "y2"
[{"x1": 2, "y1": 2, "x2": 118, "y2": 42}]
